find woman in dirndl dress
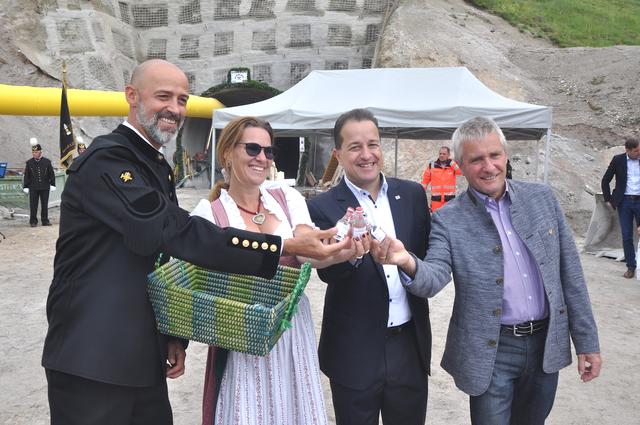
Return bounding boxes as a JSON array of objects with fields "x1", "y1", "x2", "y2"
[{"x1": 191, "y1": 116, "x2": 366, "y2": 425}]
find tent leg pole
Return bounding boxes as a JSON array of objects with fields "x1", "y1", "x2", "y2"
[
  {"x1": 534, "y1": 137, "x2": 540, "y2": 181},
  {"x1": 210, "y1": 128, "x2": 217, "y2": 188},
  {"x1": 394, "y1": 134, "x2": 398, "y2": 177},
  {"x1": 312, "y1": 136, "x2": 316, "y2": 178},
  {"x1": 543, "y1": 129, "x2": 551, "y2": 183}
]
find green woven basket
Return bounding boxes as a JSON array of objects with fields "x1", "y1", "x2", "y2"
[{"x1": 147, "y1": 258, "x2": 312, "y2": 356}]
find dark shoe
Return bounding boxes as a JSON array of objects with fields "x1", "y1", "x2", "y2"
[
  {"x1": 624, "y1": 268, "x2": 635, "y2": 279},
  {"x1": 42, "y1": 221, "x2": 52, "y2": 226},
  {"x1": 30, "y1": 223, "x2": 37, "y2": 227}
]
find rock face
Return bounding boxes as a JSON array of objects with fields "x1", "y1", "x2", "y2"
[
  {"x1": 375, "y1": 0, "x2": 640, "y2": 234},
  {"x1": 1, "y1": 0, "x2": 639, "y2": 234}
]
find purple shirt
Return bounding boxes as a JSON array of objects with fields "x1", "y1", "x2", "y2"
[{"x1": 471, "y1": 185, "x2": 548, "y2": 325}]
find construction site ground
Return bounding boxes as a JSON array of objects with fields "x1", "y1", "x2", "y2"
[{"x1": 0, "y1": 188, "x2": 638, "y2": 425}]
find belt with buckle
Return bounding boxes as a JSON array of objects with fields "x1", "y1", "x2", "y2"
[
  {"x1": 386, "y1": 320, "x2": 413, "y2": 338},
  {"x1": 625, "y1": 195, "x2": 640, "y2": 201},
  {"x1": 501, "y1": 318, "x2": 548, "y2": 337}
]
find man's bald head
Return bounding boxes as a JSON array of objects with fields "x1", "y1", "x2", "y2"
[
  {"x1": 125, "y1": 60, "x2": 190, "y2": 149},
  {"x1": 129, "y1": 59, "x2": 188, "y2": 90}
]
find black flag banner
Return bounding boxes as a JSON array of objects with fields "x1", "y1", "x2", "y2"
[{"x1": 59, "y1": 78, "x2": 75, "y2": 170}]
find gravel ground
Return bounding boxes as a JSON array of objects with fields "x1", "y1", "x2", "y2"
[{"x1": 1, "y1": 188, "x2": 639, "y2": 424}]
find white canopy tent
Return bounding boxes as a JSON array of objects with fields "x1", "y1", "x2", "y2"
[{"x1": 210, "y1": 67, "x2": 552, "y2": 184}]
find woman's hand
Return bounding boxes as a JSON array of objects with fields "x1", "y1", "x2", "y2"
[
  {"x1": 295, "y1": 227, "x2": 374, "y2": 268},
  {"x1": 283, "y1": 226, "x2": 352, "y2": 261}
]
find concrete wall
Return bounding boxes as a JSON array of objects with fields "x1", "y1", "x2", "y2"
[{"x1": 42, "y1": 0, "x2": 392, "y2": 94}]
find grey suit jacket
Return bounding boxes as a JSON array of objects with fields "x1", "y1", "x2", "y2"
[{"x1": 406, "y1": 180, "x2": 600, "y2": 396}]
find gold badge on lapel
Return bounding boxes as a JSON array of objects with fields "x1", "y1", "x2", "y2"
[{"x1": 120, "y1": 171, "x2": 134, "y2": 183}]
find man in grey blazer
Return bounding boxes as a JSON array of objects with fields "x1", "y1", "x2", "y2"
[{"x1": 371, "y1": 116, "x2": 602, "y2": 425}]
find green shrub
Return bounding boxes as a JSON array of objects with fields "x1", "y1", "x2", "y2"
[{"x1": 468, "y1": 0, "x2": 640, "y2": 47}]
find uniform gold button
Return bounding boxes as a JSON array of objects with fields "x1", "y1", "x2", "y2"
[
  {"x1": 269, "y1": 244, "x2": 278, "y2": 252},
  {"x1": 493, "y1": 245, "x2": 502, "y2": 254},
  {"x1": 232, "y1": 237, "x2": 239, "y2": 245},
  {"x1": 488, "y1": 340, "x2": 497, "y2": 347},
  {"x1": 168, "y1": 174, "x2": 172, "y2": 181},
  {"x1": 252, "y1": 241, "x2": 259, "y2": 249},
  {"x1": 242, "y1": 239, "x2": 250, "y2": 248},
  {"x1": 158, "y1": 154, "x2": 164, "y2": 161},
  {"x1": 261, "y1": 242, "x2": 269, "y2": 250},
  {"x1": 496, "y1": 277, "x2": 504, "y2": 285},
  {"x1": 493, "y1": 308, "x2": 502, "y2": 317}
]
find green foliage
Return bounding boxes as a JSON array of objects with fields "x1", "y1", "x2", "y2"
[
  {"x1": 200, "y1": 79, "x2": 281, "y2": 99},
  {"x1": 467, "y1": 0, "x2": 640, "y2": 47}
]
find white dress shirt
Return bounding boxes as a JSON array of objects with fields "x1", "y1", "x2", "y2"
[
  {"x1": 344, "y1": 174, "x2": 412, "y2": 327},
  {"x1": 625, "y1": 154, "x2": 640, "y2": 195}
]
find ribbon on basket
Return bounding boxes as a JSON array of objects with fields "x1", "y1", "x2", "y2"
[{"x1": 279, "y1": 262, "x2": 312, "y2": 332}]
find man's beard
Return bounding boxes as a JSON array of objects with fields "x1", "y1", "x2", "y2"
[{"x1": 136, "y1": 102, "x2": 184, "y2": 146}]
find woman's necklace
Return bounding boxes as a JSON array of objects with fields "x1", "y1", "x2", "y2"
[{"x1": 235, "y1": 196, "x2": 266, "y2": 225}]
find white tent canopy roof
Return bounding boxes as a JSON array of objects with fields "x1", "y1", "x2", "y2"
[{"x1": 211, "y1": 67, "x2": 552, "y2": 140}]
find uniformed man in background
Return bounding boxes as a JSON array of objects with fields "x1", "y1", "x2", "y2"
[
  {"x1": 42, "y1": 59, "x2": 349, "y2": 425},
  {"x1": 23, "y1": 138, "x2": 55, "y2": 227},
  {"x1": 76, "y1": 136, "x2": 87, "y2": 155}
]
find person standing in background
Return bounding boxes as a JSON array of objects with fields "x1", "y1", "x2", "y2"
[
  {"x1": 23, "y1": 137, "x2": 55, "y2": 227},
  {"x1": 421, "y1": 146, "x2": 461, "y2": 212},
  {"x1": 506, "y1": 159, "x2": 513, "y2": 179},
  {"x1": 601, "y1": 136, "x2": 640, "y2": 278},
  {"x1": 76, "y1": 136, "x2": 87, "y2": 155}
]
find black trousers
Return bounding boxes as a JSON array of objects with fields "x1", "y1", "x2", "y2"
[
  {"x1": 46, "y1": 369, "x2": 172, "y2": 425},
  {"x1": 330, "y1": 325, "x2": 428, "y2": 425},
  {"x1": 29, "y1": 188, "x2": 50, "y2": 224}
]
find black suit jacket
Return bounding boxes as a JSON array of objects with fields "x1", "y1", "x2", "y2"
[
  {"x1": 42, "y1": 125, "x2": 281, "y2": 387},
  {"x1": 307, "y1": 177, "x2": 431, "y2": 390},
  {"x1": 602, "y1": 153, "x2": 630, "y2": 208}
]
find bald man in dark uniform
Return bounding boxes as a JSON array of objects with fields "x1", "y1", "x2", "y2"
[{"x1": 42, "y1": 59, "x2": 347, "y2": 425}]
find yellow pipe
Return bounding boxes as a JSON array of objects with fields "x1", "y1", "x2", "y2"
[{"x1": 0, "y1": 84, "x2": 223, "y2": 118}]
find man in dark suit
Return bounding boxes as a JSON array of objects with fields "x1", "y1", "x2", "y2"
[
  {"x1": 42, "y1": 59, "x2": 348, "y2": 425},
  {"x1": 307, "y1": 109, "x2": 431, "y2": 425},
  {"x1": 602, "y1": 136, "x2": 640, "y2": 278},
  {"x1": 23, "y1": 138, "x2": 55, "y2": 227}
]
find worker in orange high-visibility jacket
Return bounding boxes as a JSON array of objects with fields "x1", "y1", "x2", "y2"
[{"x1": 422, "y1": 146, "x2": 462, "y2": 212}]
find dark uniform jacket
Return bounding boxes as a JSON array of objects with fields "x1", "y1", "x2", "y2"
[
  {"x1": 42, "y1": 125, "x2": 281, "y2": 387},
  {"x1": 307, "y1": 177, "x2": 432, "y2": 390},
  {"x1": 24, "y1": 156, "x2": 55, "y2": 190}
]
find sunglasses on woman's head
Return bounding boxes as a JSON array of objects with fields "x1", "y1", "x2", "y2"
[{"x1": 238, "y1": 142, "x2": 276, "y2": 160}]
